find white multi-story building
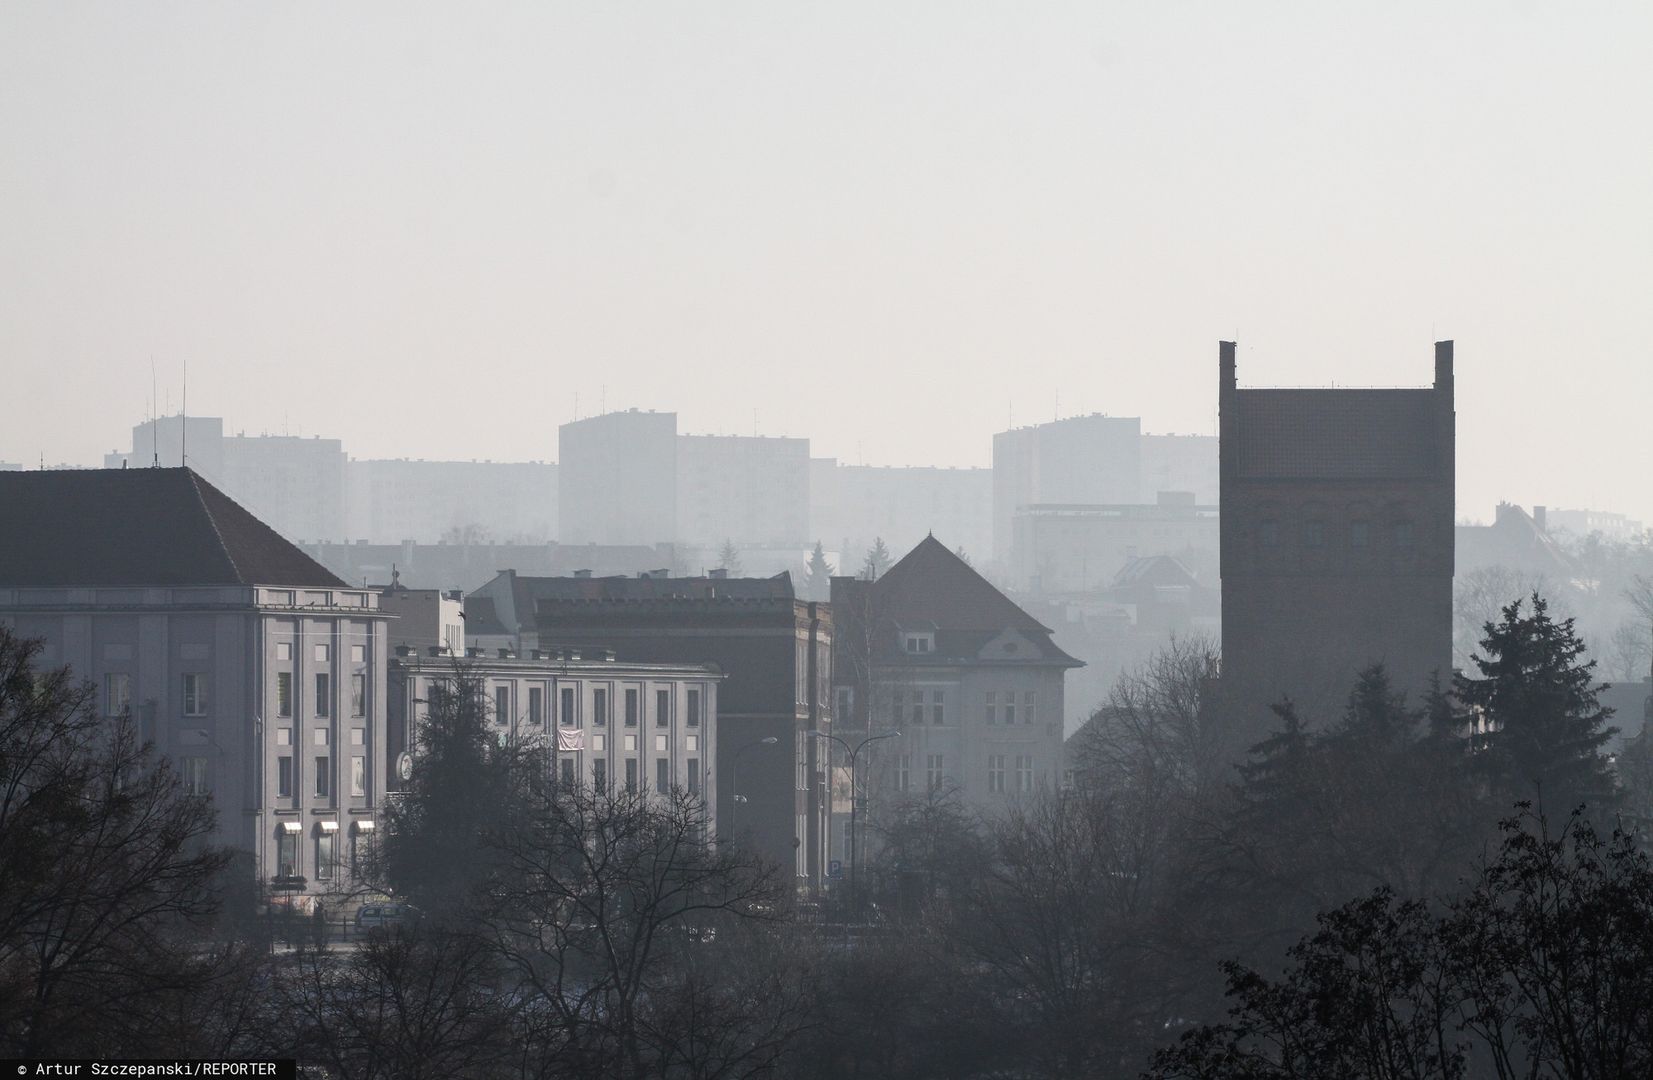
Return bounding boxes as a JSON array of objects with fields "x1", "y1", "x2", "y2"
[
  {"x1": 0, "y1": 467, "x2": 391, "y2": 899},
  {"x1": 347, "y1": 458, "x2": 558, "y2": 544}
]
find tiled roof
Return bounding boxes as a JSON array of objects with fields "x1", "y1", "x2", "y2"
[
  {"x1": 0, "y1": 468, "x2": 347, "y2": 588},
  {"x1": 520, "y1": 572, "x2": 796, "y2": 606}
]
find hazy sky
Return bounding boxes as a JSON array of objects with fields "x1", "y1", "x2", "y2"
[{"x1": 3, "y1": 3, "x2": 1649, "y2": 524}]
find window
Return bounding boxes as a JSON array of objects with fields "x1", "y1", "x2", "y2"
[
  {"x1": 1004, "y1": 694, "x2": 1017, "y2": 725},
  {"x1": 277, "y1": 728, "x2": 292, "y2": 746},
  {"x1": 656, "y1": 758, "x2": 669, "y2": 793},
  {"x1": 1259, "y1": 520, "x2": 1280, "y2": 546},
  {"x1": 1351, "y1": 521, "x2": 1370, "y2": 548},
  {"x1": 351, "y1": 674, "x2": 366, "y2": 717},
  {"x1": 687, "y1": 688, "x2": 701, "y2": 727},
  {"x1": 656, "y1": 689, "x2": 670, "y2": 727},
  {"x1": 1304, "y1": 520, "x2": 1325, "y2": 547},
  {"x1": 988, "y1": 754, "x2": 1006, "y2": 794},
  {"x1": 594, "y1": 689, "x2": 609, "y2": 727},
  {"x1": 529, "y1": 687, "x2": 544, "y2": 725},
  {"x1": 314, "y1": 644, "x2": 330, "y2": 662},
  {"x1": 625, "y1": 758, "x2": 638, "y2": 792},
  {"x1": 277, "y1": 756, "x2": 293, "y2": 798},
  {"x1": 316, "y1": 833, "x2": 335, "y2": 881},
  {"x1": 277, "y1": 830, "x2": 297, "y2": 877},
  {"x1": 687, "y1": 759, "x2": 700, "y2": 794},
  {"x1": 351, "y1": 728, "x2": 364, "y2": 746},
  {"x1": 182, "y1": 673, "x2": 208, "y2": 716},
  {"x1": 104, "y1": 673, "x2": 131, "y2": 717},
  {"x1": 560, "y1": 757, "x2": 576, "y2": 786},
  {"x1": 896, "y1": 753, "x2": 912, "y2": 793},
  {"x1": 561, "y1": 687, "x2": 576, "y2": 726},
  {"x1": 892, "y1": 690, "x2": 905, "y2": 725},
  {"x1": 276, "y1": 642, "x2": 292, "y2": 661},
  {"x1": 351, "y1": 756, "x2": 366, "y2": 797},
  {"x1": 182, "y1": 756, "x2": 210, "y2": 795},
  {"x1": 904, "y1": 634, "x2": 932, "y2": 654},
  {"x1": 625, "y1": 689, "x2": 639, "y2": 727},
  {"x1": 911, "y1": 694, "x2": 925, "y2": 726},
  {"x1": 315, "y1": 728, "x2": 329, "y2": 747},
  {"x1": 925, "y1": 754, "x2": 945, "y2": 792},
  {"x1": 593, "y1": 758, "x2": 607, "y2": 793},
  {"x1": 836, "y1": 687, "x2": 853, "y2": 722},
  {"x1": 276, "y1": 672, "x2": 293, "y2": 718},
  {"x1": 314, "y1": 757, "x2": 330, "y2": 798},
  {"x1": 1395, "y1": 521, "x2": 1415, "y2": 548},
  {"x1": 931, "y1": 689, "x2": 945, "y2": 725},
  {"x1": 315, "y1": 673, "x2": 331, "y2": 718},
  {"x1": 351, "y1": 644, "x2": 365, "y2": 663},
  {"x1": 985, "y1": 691, "x2": 997, "y2": 724},
  {"x1": 1023, "y1": 691, "x2": 1036, "y2": 726},
  {"x1": 1016, "y1": 754, "x2": 1033, "y2": 792}
]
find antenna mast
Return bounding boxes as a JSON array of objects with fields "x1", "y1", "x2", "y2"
[
  {"x1": 181, "y1": 357, "x2": 187, "y2": 467},
  {"x1": 151, "y1": 356, "x2": 159, "y2": 467}
]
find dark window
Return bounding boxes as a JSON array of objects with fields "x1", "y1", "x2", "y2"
[
  {"x1": 687, "y1": 759, "x2": 699, "y2": 794},
  {"x1": 593, "y1": 758, "x2": 607, "y2": 794},
  {"x1": 277, "y1": 673, "x2": 292, "y2": 718},
  {"x1": 594, "y1": 689, "x2": 608, "y2": 727},
  {"x1": 183, "y1": 673, "x2": 208, "y2": 716},
  {"x1": 656, "y1": 758, "x2": 669, "y2": 792},
  {"x1": 625, "y1": 689, "x2": 639, "y2": 727},
  {"x1": 931, "y1": 689, "x2": 945, "y2": 725},
  {"x1": 656, "y1": 689, "x2": 670, "y2": 727},
  {"x1": 494, "y1": 686, "x2": 509, "y2": 724},
  {"x1": 561, "y1": 687, "x2": 576, "y2": 726},
  {"x1": 277, "y1": 831, "x2": 297, "y2": 877},
  {"x1": 529, "y1": 687, "x2": 544, "y2": 724},
  {"x1": 316, "y1": 834, "x2": 335, "y2": 881},
  {"x1": 314, "y1": 757, "x2": 329, "y2": 798},
  {"x1": 277, "y1": 756, "x2": 293, "y2": 797},
  {"x1": 315, "y1": 674, "x2": 331, "y2": 718},
  {"x1": 625, "y1": 758, "x2": 637, "y2": 792},
  {"x1": 687, "y1": 689, "x2": 701, "y2": 727},
  {"x1": 560, "y1": 757, "x2": 575, "y2": 786}
]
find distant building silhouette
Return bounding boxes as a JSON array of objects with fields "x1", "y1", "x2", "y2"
[{"x1": 1218, "y1": 340, "x2": 1455, "y2": 735}]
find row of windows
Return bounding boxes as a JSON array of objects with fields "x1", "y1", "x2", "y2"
[
  {"x1": 560, "y1": 755, "x2": 703, "y2": 796},
  {"x1": 274, "y1": 641, "x2": 369, "y2": 664},
  {"x1": 879, "y1": 689, "x2": 1038, "y2": 726},
  {"x1": 480, "y1": 684, "x2": 704, "y2": 729},
  {"x1": 889, "y1": 752, "x2": 1039, "y2": 793},
  {"x1": 274, "y1": 672, "x2": 367, "y2": 719},
  {"x1": 276, "y1": 754, "x2": 368, "y2": 799},
  {"x1": 275, "y1": 830, "x2": 365, "y2": 882}
]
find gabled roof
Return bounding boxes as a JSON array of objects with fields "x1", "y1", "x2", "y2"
[
  {"x1": 0, "y1": 468, "x2": 347, "y2": 588},
  {"x1": 854, "y1": 535, "x2": 1080, "y2": 666}
]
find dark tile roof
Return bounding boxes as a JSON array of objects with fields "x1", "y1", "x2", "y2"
[
  {"x1": 0, "y1": 468, "x2": 347, "y2": 588},
  {"x1": 518, "y1": 572, "x2": 795, "y2": 607}
]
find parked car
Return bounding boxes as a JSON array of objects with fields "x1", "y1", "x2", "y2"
[{"x1": 354, "y1": 902, "x2": 416, "y2": 931}]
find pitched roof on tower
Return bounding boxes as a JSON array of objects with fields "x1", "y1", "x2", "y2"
[{"x1": 0, "y1": 467, "x2": 348, "y2": 588}]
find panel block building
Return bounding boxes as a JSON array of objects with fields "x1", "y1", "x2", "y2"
[{"x1": 1218, "y1": 340, "x2": 1455, "y2": 736}]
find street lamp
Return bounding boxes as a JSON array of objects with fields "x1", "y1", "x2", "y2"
[
  {"x1": 729, "y1": 735, "x2": 779, "y2": 840},
  {"x1": 809, "y1": 728, "x2": 901, "y2": 917}
]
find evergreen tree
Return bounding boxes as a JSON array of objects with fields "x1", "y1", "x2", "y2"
[
  {"x1": 860, "y1": 537, "x2": 893, "y2": 581},
  {"x1": 804, "y1": 541, "x2": 834, "y2": 601},
  {"x1": 1456, "y1": 593, "x2": 1618, "y2": 815},
  {"x1": 717, "y1": 539, "x2": 743, "y2": 577}
]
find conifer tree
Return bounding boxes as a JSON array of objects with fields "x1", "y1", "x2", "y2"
[
  {"x1": 804, "y1": 541, "x2": 834, "y2": 601},
  {"x1": 860, "y1": 537, "x2": 892, "y2": 581},
  {"x1": 1456, "y1": 593, "x2": 1618, "y2": 814},
  {"x1": 717, "y1": 539, "x2": 743, "y2": 577}
]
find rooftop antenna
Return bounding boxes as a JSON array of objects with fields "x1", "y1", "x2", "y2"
[
  {"x1": 151, "y1": 356, "x2": 159, "y2": 467},
  {"x1": 753, "y1": 408, "x2": 758, "y2": 437},
  {"x1": 181, "y1": 357, "x2": 187, "y2": 467}
]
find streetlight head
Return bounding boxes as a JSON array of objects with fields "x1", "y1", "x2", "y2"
[
  {"x1": 760, "y1": 736, "x2": 779, "y2": 745},
  {"x1": 891, "y1": 730, "x2": 902, "y2": 737}
]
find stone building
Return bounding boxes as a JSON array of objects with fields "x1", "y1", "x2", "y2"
[
  {"x1": 388, "y1": 648, "x2": 720, "y2": 835},
  {"x1": 830, "y1": 536, "x2": 1081, "y2": 864},
  {"x1": 0, "y1": 468, "x2": 391, "y2": 899},
  {"x1": 1218, "y1": 340, "x2": 1455, "y2": 737},
  {"x1": 467, "y1": 570, "x2": 833, "y2": 892}
]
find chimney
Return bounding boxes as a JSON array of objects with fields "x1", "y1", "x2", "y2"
[
  {"x1": 1219, "y1": 341, "x2": 1237, "y2": 393},
  {"x1": 573, "y1": 569, "x2": 592, "y2": 579},
  {"x1": 1435, "y1": 340, "x2": 1454, "y2": 390},
  {"x1": 427, "y1": 645, "x2": 444, "y2": 657},
  {"x1": 498, "y1": 648, "x2": 516, "y2": 659},
  {"x1": 709, "y1": 568, "x2": 729, "y2": 580},
  {"x1": 1533, "y1": 505, "x2": 1547, "y2": 532}
]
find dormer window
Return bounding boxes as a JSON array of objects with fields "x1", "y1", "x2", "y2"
[{"x1": 904, "y1": 633, "x2": 934, "y2": 655}]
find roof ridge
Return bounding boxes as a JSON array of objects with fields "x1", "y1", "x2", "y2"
[{"x1": 183, "y1": 468, "x2": 246, "y2": 584}]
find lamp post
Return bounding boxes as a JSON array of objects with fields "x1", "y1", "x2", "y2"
[
  {"x1": 729, "y1": 735, "x2": 779, "y2": 840},
  {"x1": 810, "y1": 728, "x2": 901, "y2": 918}
]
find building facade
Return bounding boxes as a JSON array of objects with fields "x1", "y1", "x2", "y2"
[
  {"x1": 558, "y1": 410, "x2": 679, "y2": 546},
  {"x1": 831, "y1": 537, "x2": 1080, "y2": 867},
  {"x1": 1009, "y1": 492, "x2": 1219, "y2": 594},
  {"x1": 677, "y1": 434, "x2": 810, "y2": 548},
  {"x1": 388, "y1": 649, "x2": 720, "y2": 834},
  {"x1": 0, "y1": 468, "x2": 391, "y2": 899},
  {"x1": 810, "y1": 460, "x2": 993, "y2": 566},
  {"x1": 347, "y1": 458, "x2": 558, "y2": 544},
  {"x1": 470, "y1": 571, "x2": 833, "y2": 891},
  {"x1": 1218, "y1": 340, "x2": 1455, "y2": 737}
]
